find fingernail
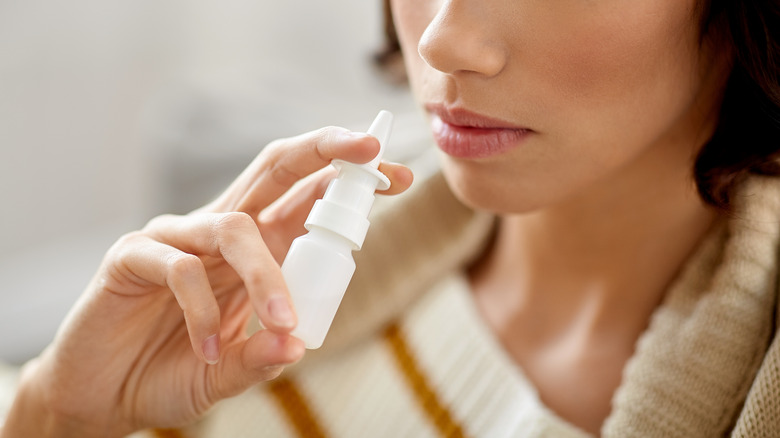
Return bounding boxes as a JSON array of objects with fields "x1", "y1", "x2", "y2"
[
  {"x1": 202, "y1": 334, "x2": 220, "y2": 365},
  {"x1": 268, "y1": 296, "x2": 295, "y2": 329}
]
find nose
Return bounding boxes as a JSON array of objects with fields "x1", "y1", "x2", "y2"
[{"x1": 417, "y1": 1, "x2": 507, "y2": 78}]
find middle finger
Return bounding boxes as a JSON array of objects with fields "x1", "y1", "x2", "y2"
[{"x1": 144, "y1": 212, "x2": 296, "y2": 333}]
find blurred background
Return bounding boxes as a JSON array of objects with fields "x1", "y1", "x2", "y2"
[{"x1": 0, "y1": 0, "x2": 430, "y2": 365}]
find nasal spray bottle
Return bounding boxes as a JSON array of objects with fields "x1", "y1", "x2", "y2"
[{"x1": 281, "y1": 110, "x2": 393, "y2": 349}]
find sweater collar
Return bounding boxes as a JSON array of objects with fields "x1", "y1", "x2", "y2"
[
  {"x1": 310, "y1": 166, "x2": 780, "y2": 438},
  {"x1": 603, "y1": 176, "x2": 780, "y2": 437}
]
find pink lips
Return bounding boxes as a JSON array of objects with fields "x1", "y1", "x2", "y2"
[{"x1": 426, "y1": 104, "x2": 532, "y2": 159}]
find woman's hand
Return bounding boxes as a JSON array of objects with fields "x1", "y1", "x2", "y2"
[{"x1": 2, "y1": 127, "x2": 413, "y2": 437}]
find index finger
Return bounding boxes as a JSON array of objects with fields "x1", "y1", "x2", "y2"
[{"x1": 209, "y1": 127, "x2": 381, "y2": 216}]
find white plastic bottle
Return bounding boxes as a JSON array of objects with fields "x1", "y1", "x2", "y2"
[{"x1": 281, "y1": 111, "x2": 393, "y2": 349}]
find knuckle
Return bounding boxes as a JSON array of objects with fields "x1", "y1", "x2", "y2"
[
  {"x1": 167, "y1": 253, "x2": 203, "y2": 279},
  {"x1": 107, "y1": 231, "x2": 144, "y2": 262},
  {"x1": 314, "y1": 126, "x2": 345, "y2": 152},
  {"x1": 262, "y1": 138, "x2": 285, "y2": 157},
  {"x1": 215, "y1": 211, "x2": 256, "y2": 234},
  {"x1": 212, "y1": 212, "x2": 258, "y2": 253},
  {"x1": 186, "y1": 303, "x2": 218, "y2": 325},
  {"x1": 244, "y1": 272, "x2": 265, "y2": 294},
  {"x1": 269, "y1": 162, "x2": 303, "y2": 188},
  {"x1": 262, "y1": 126, "x2": 346, "y2": 188},
  {"x1": 143, "y1": 213, "x2": 178, "y2": 232},
  {"x1": 314, "y1": 125, "x2": 341, "y2": 141},
  {"x1": 257, "y1": 216, "x2": 282, "y2": 242},
  {"x1": 101, "y1": 232, "x2": 151, "y2": 290},
  {"x1": 114, "y1": 230, "x2": 144, "y2": 247},
  {"x1": 269, "y1": 125, "x2": 343, "y2": 153}
]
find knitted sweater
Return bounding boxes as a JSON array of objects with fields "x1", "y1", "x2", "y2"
[
  {"x1": 151, "y1": 162, "x2": 780, "y2": 438},
  {"x1": 3, "y1": 158, "x2": 779, "y2": 437}
]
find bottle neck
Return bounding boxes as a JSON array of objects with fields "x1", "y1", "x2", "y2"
[
  {"x1": 307, "y1": 226, "x2": 355, "y2": 255},
  {"x1": 336, "y1": 164, "x2": 380, "y2": 189},
  {"x1": 324, "y1": 165, "x2": 379, "y2": 217}
]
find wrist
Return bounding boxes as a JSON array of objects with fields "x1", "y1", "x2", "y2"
[{"x1": 1, "y1": 359, "x2": 123, "y2": 438}]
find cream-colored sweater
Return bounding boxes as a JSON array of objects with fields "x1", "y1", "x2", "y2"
[
  {"x1": 167, "y1": 163, "x2": 780, "y2": 438},
  {"x1": 4, "y1": 160, "x2": 780, "y2": 437}
]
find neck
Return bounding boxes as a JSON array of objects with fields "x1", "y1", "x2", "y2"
[
  {"x1": 470, "y1": 132, "x2": 717, "y2": 345},
  {"x1": 469, "y1": 46, "x2": 730, "y2": 344}
]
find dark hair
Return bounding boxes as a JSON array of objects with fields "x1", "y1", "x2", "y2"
[
  {"x1": 695, "y1": 0, "x2": 780, "y2": 210},
  {"x1": 374, "y1": 0, "x2": 406, "y2": 85},
  {"x1": 377, "y1": 0, "x2": 780, "y2": 212}
]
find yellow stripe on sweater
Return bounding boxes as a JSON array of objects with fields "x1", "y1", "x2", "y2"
[
  {"x1": 268, "y1": 377, "x2": 329, "y2": 438},
  {"x1": 384, "y1": 322, "x2": 467, "y2": 438},
  {"x1": 151, "y1": 429, "x2": 186, "y2": 438}
]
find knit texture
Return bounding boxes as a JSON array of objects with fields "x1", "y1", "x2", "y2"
[
  {"x1": 7, "y1": 157, "x2": 780, "y2": 437},
  {"x1": 198, "y1": 272, "x2": 591, "y2": 438},
  {"x1": 731, "y1": 326, "x2": 780, "y2": 437},
  {"x1": 193, "y1": 168, "x2": 780, "y2": 437},
  {"x1": 602, "y1": 176, "x2": 780, "y2": 437}
]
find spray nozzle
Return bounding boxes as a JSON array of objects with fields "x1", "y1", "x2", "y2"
[
  {"x1": 304, "y1": 111, "x2": 394, "y2": 250},
  {"x1": 332, "y1": 110, "x2": 392, "y2": 190},
  {"x1": 365, "y1": 110, "x2": 393, "y2": 170}
]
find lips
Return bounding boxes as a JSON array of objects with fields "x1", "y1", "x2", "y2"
[{"x1": 426, "y1": 104, "x2": 532, "y2": 159}]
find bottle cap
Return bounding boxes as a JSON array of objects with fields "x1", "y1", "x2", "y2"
[{"x1": 305, "y1": 111, "x2": 394, "y2": 250}]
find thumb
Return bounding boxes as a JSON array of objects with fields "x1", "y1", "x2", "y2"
[{"x1": 207, "y1": 330, "x2": 305, "y2": 401}]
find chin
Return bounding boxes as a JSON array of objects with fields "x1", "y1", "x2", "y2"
[{"x1": 440, "y1": 160, "x2": 548, "y2": 215}]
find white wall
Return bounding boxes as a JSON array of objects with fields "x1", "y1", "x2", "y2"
[{"x1": 0, "y1": 0, "x2": 427, "y2": 364}]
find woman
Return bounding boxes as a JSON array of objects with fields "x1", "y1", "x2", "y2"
[{"x1": 3, "y1": 0, "x2": 780, "y2": 436}]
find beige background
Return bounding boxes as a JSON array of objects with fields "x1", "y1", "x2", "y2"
[{"x1": 0, "y1": 0, "x2": 429, "y2": 363}]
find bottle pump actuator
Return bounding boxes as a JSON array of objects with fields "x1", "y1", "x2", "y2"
[{"x1": 281, "y1": 111, "x2": 393, "y2": 349}]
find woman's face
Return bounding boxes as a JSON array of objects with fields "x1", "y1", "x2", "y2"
[{"x1": 390, "y1": 0, "x2": 731, "y2": 214}]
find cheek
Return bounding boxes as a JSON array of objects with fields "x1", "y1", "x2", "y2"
[
  {"x1": 518, "y1": 3, "x2": 706, "y2": 193},
  {"x1": 529, "y1": 3, "x2": 701, "y2": 135},
  {"x1": 389, "y1": 0, "x2": 430, "y2": 60}
]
